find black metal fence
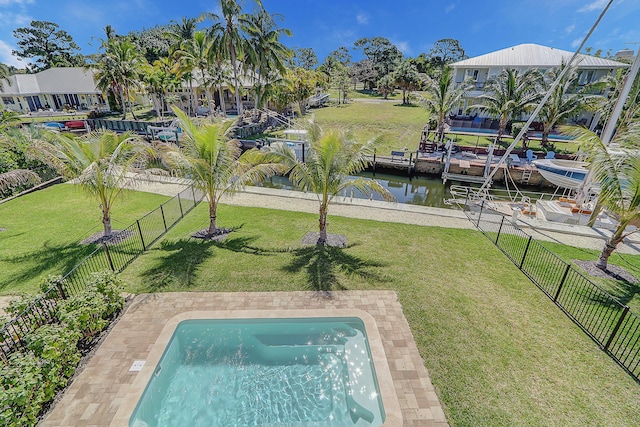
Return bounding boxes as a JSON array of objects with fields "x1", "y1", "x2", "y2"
[
  {"x1": 0, "y1": 185, "x2": 203, "y2": 360},
  {"x1": 466, "y1": 200, "x2": 640, "y2": 382}
]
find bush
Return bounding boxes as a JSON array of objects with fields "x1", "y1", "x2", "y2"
[
  {"x1": 26, "y1": 324, "x2": 81, "y2": 398},
  {"x1": 0, "y1": 352, "x2": 46, "y2": 427},
  {"x1": 87, "y1": 271, "x2": 125, "y2": 316},
  {"x1": 57, "y1": 292, "x2": 109, "y2": 339}
]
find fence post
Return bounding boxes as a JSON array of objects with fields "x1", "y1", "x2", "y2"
[
  {"x1": 519, "y1": 236, "x2": 533, "y2": 270},
  {"x1": 604, "y1": 306, "x2": 630, "y2": 351},
  {"x1": 495, "y1": 215, "x2": 504, "y2": 245},
  {"x1": 160, "y1": 205, "x2": 167, "y2": 231},
  {"x1": 103, "y1": 243, "x2": 115, "y2": 272},
  {"x1": 136, "y1": 219, "x2": 146, "y2": 251},
  {"x1": 373, "y1": 148, "x2": 376, "y2": 176},
  {"x1": 177, "y1": 194, "x2": 184, "y2": 217},
  {"x1": 55, "y1": 279, "x2": 67, "y2": 300},
  {"x1": 476, "y1": 200, "x2": 485, "y2": 228},
  {"x1": 554, "y1": 263, "x2": 572, "y2": 302}
]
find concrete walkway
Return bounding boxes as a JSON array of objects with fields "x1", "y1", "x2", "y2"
[{"x1": 130, "y1": 175, "x2": 640, "y2": 255}]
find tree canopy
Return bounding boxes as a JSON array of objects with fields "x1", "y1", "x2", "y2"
[
  {"x1": 428, "y1": 38, "x2": 467, "y2": 68},
  {"x1": 12, "y1": 21, "x2": 84, "y2": 71},
  {"x1": 353, "y1": 37, "x2": 402, "y2": 77}
]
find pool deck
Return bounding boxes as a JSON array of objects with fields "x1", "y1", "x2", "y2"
[{"x1": 40, "y1": 291, "x2": 448, "y2": 427}]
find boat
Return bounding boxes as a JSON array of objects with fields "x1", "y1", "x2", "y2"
[{"x1": 532, "y1": 159, "x2": 589, "y2": 190}]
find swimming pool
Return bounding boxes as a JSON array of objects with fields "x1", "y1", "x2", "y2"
[{"x1": 129, "y1": 317, "x2": 386, "y2": 427}]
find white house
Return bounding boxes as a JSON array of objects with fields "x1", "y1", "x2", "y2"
[
  {"x1": 449, "y1": 43, "x2": 628, "y2": 127},
  {"x1": 0, "y1": 67, "x2": 108, "y2": 113}
]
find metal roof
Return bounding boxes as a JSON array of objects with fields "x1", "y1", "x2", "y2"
[
  {"x1": 452, "y1": 43, "x2": 628, "y2": 69},
  {"x1": 1, "y1": 67, "x2": 100, "y2": 96}
]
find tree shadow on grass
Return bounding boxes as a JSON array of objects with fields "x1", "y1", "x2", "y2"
[
  {"x1": 282, "y1": 243, "x2": 388, "y2": 297},
  {"x1": 139, "y1": 234, "x2": 281, "y2": 292},
  {"x1": 0, "y1": 241, "x2": 97, "y2": 293}
]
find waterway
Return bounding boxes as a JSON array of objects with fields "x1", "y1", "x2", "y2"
[{"x1": 258, "y1": 172, "x2": 555, "y2": 209}]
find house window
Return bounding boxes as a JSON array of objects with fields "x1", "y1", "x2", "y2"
[{"x1": 2, "y1": 97, "x2": 15, "y2": 105}]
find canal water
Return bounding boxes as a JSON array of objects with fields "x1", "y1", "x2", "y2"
[{"x1": 258, "y1": 172, "x2": 553, "y2": 209}]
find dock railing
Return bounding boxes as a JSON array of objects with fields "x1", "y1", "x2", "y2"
[
  {"x1": 0, "y1": 185, "x2": 204, "y2": 360},
  {"x1": 464, "y1": 198, "x2": 640, "y2": 382}
]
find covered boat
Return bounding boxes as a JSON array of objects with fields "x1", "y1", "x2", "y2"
[{"x1": 532, "y1": 159, "x2": 589, "y2": 190}]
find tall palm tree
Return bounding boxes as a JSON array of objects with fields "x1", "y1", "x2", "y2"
[
  {"x1": 245, "y1": 7, "x2": 292, "y2": 118},
  {"x1": 30, "y1": 131, "x2": 152, "y2": 238},
  {"x1": 265, "y1": 124, "x2": 395, "y2": 245},
  {"x1": 173, "y1": 31, "x2": 214, "y2": 115},
  {"x1": 208, "y1": 0, "x2": 258, "y2": 116},
  {"x1": 91, "y1": 38, "x2": 146, "y2": 120},
  {"x1": 468, "y1": 68, "x2": 542, "y2": 142},
  {"x1": 538, "y1": 65, "x2": 602, "y2": 148},
  {"x1": 159, "y1": 106, "x2": 282, "y2": 237},
  {"x1": 569, "y1": 107, "x2": 640, "y2": 270},
  {"x1": 422, "y1": 65, "x2": 469, "y2": 142}
]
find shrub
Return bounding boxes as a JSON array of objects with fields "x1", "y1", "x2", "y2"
[
  {"x1": 26, "y1": 324, "x2": 81, "y2": 398},
  {"x1": 57, "y1": 292, "x2": 109, "y2": 339},
  {"x1": 87, "y1": 271, "x2": 125, "y2": 316},
  {"x1": 0, "y1": 352, "x2": 46, "y2": 427}
]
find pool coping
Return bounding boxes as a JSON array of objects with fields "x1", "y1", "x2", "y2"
[
  {"x1": 112, "y1": 309, "x2": 403, "y2": 426},
  {"x1": 40, "y1": 291, "x2": 448, "y2": 426}
]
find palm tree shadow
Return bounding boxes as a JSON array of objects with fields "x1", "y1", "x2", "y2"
[
  {"x1": 139, "y1": 238, "x2": 216, "y2": 292},
  {"x1": 0, "y1": 241, "x2": 97, "y2": 292},
  {"x1": 282, "y1": 243, "x2": 388, "y2": 296},
  {"x1": 139, "y1": 234, "x2": 279, "y2": 292}
]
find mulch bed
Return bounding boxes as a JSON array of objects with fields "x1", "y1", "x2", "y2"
[
  {"x1": 302, "y1": 232, "x2": 348, "y2": 248},
  {"x1": 573, "y1": 259, "x2": 640, "y2": 284},
  {"x1": 80, "y1": 229, "x2": 133, "y2": 245},
  {"x1": 192, "y1": 227, "x2": 233, "y2": 241}
]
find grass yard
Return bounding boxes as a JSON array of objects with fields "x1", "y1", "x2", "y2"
[
  {"x1": 117, "y1": 202, "x2": 640, "y2": 427},
  {"x1": 308, "y1": 100, "x2": 581, "y2": 155},
  {"x1": 0, "y1": 184, "x2": 171, "y2": 295},
  {"x1": 311, "y1": 101, "x2": 428, "y2": 154}
]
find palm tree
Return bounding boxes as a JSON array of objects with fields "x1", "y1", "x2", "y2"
[
  {"x1": 159, "y1": 106, "x2": 282, "y2": 237},
  {"x1": 422, "y1": 65, "x2": 469, "y2": 142},
  {"x1": 91, "y1": 38, "x2": 147, "y2": 120},
  {"x1": 265, "y1": 124, "x2": 395, "y2": 245},
  {"x1": 538, "y1": 65, "x2": 602, "y2": 148},
  {"x1": 0, "y1": 63, "x2": 11, "y2": 94},
  {"x1": 468, "y1": 68, "x2": 542, "y2": 142},
  {"x1": 0, "y1": 169, "x2": 40, "y2": 194},
  {"x1": 173, "y1": 31, "x2": 214, "y2": 115},
  {"x1": 30, "y1": 131, "x2": 152, "y2": 239},
  {"x1": 208, "y1": 0, "x2": 257, "y2": 116},
  {"x1": 569, "y1": 107, "x2": 640, "y2": 270},
  {"x1": 244, "y1": 7, "x2": 292, "y2": 118},
  {"x1": 393, "y1": 60, "x2": 421, "y2": 105}
]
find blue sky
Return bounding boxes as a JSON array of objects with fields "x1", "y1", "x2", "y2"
[{"x1": 0, "y1": 0, "x2": 638, "y2": 68}]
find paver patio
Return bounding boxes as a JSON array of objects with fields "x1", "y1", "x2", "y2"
[{"x1": 40, "y1": 290, "x2": 448, "y2": 427}]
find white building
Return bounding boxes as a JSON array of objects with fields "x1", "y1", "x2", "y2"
[
  {"x1": 0, "y1": 67, "x2": 108, "y2": 113},
  {"x1": 450, "y1": 43, "x2": 628, "y2": 126}
]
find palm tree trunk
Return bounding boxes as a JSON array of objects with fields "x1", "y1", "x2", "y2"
[
  {"x1": 318, "y1": 203, "x2": 328, "y2": 245},
  {"x1": 217, "y1": 86, "x2": 226, "y2": 116},
  {"x1": 102, "y1": 209, "x2": 112, "y2": 238},
  {"x1": 208, "y1": 199, "x2": 218, "y2": 236},
  {"x1": 120, "y1": 91, "x2": 127, "y2": 120},
  {"x1": 596, "y1": 222, "x2": 627, "y2": 270},
  {"x1": 230, "y1": 47, "x2": 243, "y2": 115}
]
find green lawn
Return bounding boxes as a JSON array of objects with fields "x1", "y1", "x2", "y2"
[
  {"x1": 0, "y1": 184, "x2": 171, "y2": 294},
  {"x1": 2, "y1": 187, "x2": 639, "y2": 425},
  {"x1": 308, "y1": 101, "x2": 581, "y2": 155},
  {"x1": 311, "y1": 101, "x2": 428, "y2": 154},
  {"x1": 116, "y1": 202, "x2": 640, "y2": 427}
]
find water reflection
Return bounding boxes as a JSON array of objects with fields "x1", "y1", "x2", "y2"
[{"x1": 257, "y1": 172, "x2": 554, "y2": 209}]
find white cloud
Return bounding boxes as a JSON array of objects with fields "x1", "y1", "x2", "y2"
[
  {"x1": 0, "y1": 11, "x2": 31, "y2": 28},
  {"x1": 571, "y1": 37, "x2": 583, "y2": 48},
  {"x1": 0, "y1": 39, "x2": 23, "y2": 67},
  {"x1": 356, "y1": 12, "x2": 369, "y2": 25},
  {"x1": 394, "y1": 41, "x2": 410, "y2": 54},
  {"x1": 578, "y1": 0, "x2": 608, "y2": 13},
  {"x1": 565, "y1": 24, "x2": 575, "y2": 34},
  {"x1": 445, "y1": 3, "x2": 456, "y2": 13},
  {"x1": 0, "y1": 0, "x2": 34, "y2": 6}
]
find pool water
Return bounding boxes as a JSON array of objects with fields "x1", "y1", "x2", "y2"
[{"x1": 130, "y1": 318, "x2": 385, "y2": 427}]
